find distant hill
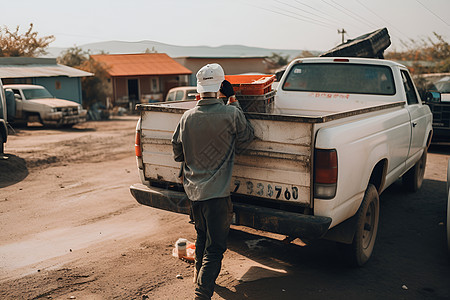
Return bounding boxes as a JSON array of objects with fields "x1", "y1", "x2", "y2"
[{"x1": 45, "y1": 40, "x2": 320, "y2": 59}]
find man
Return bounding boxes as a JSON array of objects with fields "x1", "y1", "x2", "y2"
[{"x1": 172, "y1": 63, "x2": 254, "y2": 299}]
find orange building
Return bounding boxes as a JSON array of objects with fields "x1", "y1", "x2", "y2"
[{"x1": 91, "y1": 53, "x2": 192, "y2": 108}]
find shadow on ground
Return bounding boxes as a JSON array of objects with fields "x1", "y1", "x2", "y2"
[
  {"x1": 0, "y1": 154, "x2": 29, "y2": 188},
  {"x1": 9, "y1": 123, "x2": 96, "y2": 133},
  {"x1": 215, "y1": 178, "x2": 450, "y2": 300}
]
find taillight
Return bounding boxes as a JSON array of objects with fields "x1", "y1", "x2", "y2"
[
  {"x1": 314, "y1": 149, "x2": 337, "y2": 199},
  {"x1": 135, "y1": 130, "x2": 142, "y2": 157}
]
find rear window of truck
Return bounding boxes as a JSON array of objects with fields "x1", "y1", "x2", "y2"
[{"x1": 282, "y1": 63, "x2": 395, "y2": 95}]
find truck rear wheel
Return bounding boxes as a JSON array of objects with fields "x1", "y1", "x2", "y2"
[
  {"x1": 447, "y1": 190, "x2": 450, "y2": 254},
  {"x1": 0, "y1": 133, "x2": 4, "y2": 154},
  {"x1": 340, "y1": 184, "x2": 379, "y2": 267},
  {"x1": 402, "y1": 149, "x2": 427, "y2": 192}
]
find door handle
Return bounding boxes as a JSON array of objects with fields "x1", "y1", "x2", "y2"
[{"x1": 412, "y1": 122, "x2": 417, "y2": 127}]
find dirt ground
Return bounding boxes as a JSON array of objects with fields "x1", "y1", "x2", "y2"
[{"x1": 0, "y1": 116, "x2": 449, "y2": 300}]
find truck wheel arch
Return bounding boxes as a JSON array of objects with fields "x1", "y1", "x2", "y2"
[
  {"x1": 426, "y1": 130, "x2": 433, "y2": 148},
  {"x1": 25, "y1": 112, "x2": 43, "y2": 125},
  {"x1": 362, "y1": 142, "x2": 389, "y2": 194},
  {"x1": 369, "y1": 159, "x2": 388, "y2": 194}
]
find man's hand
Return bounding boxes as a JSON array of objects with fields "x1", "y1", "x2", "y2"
[{"x1": 220, "y1": 80, "x2": 235, "y2": 98}]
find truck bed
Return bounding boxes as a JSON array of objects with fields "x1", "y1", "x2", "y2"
[{"x1": 137, "y1": 100, "x2": 404, "y2": 208}]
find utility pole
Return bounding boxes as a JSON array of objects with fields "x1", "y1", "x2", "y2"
[{"x1": 338, "y1": 28, "x2": 347, "y2": 44}]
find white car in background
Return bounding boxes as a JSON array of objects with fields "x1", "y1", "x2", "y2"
[
  {"x1": 4, "y1": 84, "x2": 86, "y2": 127},
  {"x1": 165, "y1": 86, "x2": 197, "y2": 102}
]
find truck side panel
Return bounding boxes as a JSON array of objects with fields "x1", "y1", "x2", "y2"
[{"x1": 314, "y1": 106, "x2": 411, "y2": 227}]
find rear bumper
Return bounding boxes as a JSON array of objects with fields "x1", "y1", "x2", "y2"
[{"x1": 130, "y1": 183, "x2": 332, "y2": 239}]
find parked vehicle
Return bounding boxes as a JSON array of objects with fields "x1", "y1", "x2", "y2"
[
  {"x1": 435, "y1": 77, "x2": 450, "y2": 93},
  {"x1": 3, "y1": 84, "x2": 87, "y2": 127},
  {"x1": 423, "y1": 77, "x2": 450, "y2": 143},
  {"x1": 130, "y1": 57, "x2": 433, "y2": 266},
  {"x1": 447, "y1": 159, "x2": 450, "y2": 254},
  {"x1": 165, "y1": 86, "x2": 197, "y2": 102},
  {"x1": 0, "y1": 79, "x2": 7, "y2": 155}
]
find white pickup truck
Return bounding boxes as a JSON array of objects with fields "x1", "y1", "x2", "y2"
[
  {"x1": 130, "y1": 57, "x2": 433, "y2": 266},
  {"x1": 4, "y1": 84, "x2": 87, "y2": 127}
]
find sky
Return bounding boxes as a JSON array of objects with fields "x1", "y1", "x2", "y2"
[{"x1": 2, "y1": 0, "x2": 450, "y2": 52}]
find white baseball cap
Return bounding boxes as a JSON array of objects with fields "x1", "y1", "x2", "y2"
[{"x1": 196, "y1": 63, "x2": 225, "y2": 93}]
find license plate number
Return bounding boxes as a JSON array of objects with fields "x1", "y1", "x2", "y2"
[{"x1": 231, "y1": 178, "x2": 300, "y2": 201}]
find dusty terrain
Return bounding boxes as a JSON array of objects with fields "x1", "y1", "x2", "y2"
[{"x1": 0, "y1": 116, "x2": 449, "y2": 300}]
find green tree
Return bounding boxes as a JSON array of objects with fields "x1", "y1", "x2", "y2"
[
  {"x1": 0, "y1": 23, "x2": 54, "y2": 57},
  {"x1": 268, "y1": 52, "x2": 290, "y2": 67},
  {"x1": 58, "y1": 46, "x2": 88, "y2": 67},
  {"x1": 58, "y1": 47, "x2": 111, "y2": 109}
]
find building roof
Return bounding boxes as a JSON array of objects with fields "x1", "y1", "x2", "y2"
[
  {"x1": 0, "y1": 57, "x2": 93, "y2": 79},
  {"x1": 90, "y1": 53, "x2": 192, "y2": 77},
  {"x1": 174, "y1": 56, "x2": 268, "y2": 59}
]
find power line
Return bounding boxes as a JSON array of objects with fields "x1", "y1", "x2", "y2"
[
  {"x1": 355, "y1": 0, "x2": 411, "y2": 40},
  {"x1": 294, "y1": 0, "x2": 337, "y2": 19},
  {"x1": 293, "y1": 0, "x2": 338, "y2": 21},
  {"x1": 293, "y1": 0, "x2": 368, "y2": 31},
  {"x1": 415, "y1": 0, "x2": 450, "y2": 27},
  {"x1": 321, "y1": 0, "x2": 373, "y2": 29},
  {"x1": 247, "y1": 2, "x2": 334, "y2": 29},
  {"x1": 328, "y1": 0, "x2": 379, "y2": 28},
  {"x1": 274, "y1": 0, "x2": 336, "y2": 27}
]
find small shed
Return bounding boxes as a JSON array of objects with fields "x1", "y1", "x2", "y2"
[
  {"x1": 90, "y1": 53, "x2": 192, "y2": 107},
  {"x1": 0, "y1": 57, "x2": 92, "y2": 105},
  {"x1": 173, "y1": 56, "x2": 270, "y2": 86}
]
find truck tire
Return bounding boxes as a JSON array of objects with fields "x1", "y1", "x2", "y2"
[
  {"x1": 402, "y1": 149, "x2": 427, "y2": 192},
  {"x1": 447, "y1": 190, "x2": 450, "y2": 254},
  {"x1": 447, "y1": 160, "x2": 450, "y2": 254},
  {"x1": 0, "y1": 133, "x2": 4, "y2": 155},
  {"x1": 340, "y1": 184, "x2": 379, "y2": 267}
]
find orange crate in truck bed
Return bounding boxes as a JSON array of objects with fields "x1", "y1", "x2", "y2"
[{"x1": 225, "y1": 75, "x2": 276, "y2": 95}]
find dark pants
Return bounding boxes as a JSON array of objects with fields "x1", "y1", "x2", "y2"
[{"x1": 191, "y1": 196, "x2": 233, "y2": 300}]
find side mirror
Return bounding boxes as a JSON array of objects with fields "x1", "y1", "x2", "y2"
[
  {"x1": 14, "y1": 94, "x2": 22, "y2": 100},
  {"x1": 425, "y1": 91, "x2": 441, "y2": 103}
]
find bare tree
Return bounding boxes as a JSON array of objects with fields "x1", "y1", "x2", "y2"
[{"x1": 0, "y1": 23, "x2": 55, "y2": 57}]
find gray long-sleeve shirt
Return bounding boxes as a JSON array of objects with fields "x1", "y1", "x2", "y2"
[{"x1": 172, "y1": 98, "x2": 254, "y2": 201}]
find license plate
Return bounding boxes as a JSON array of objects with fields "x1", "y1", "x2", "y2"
[{"x1": 231, "y1": 178, "x2": 301, "y2": 201}]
